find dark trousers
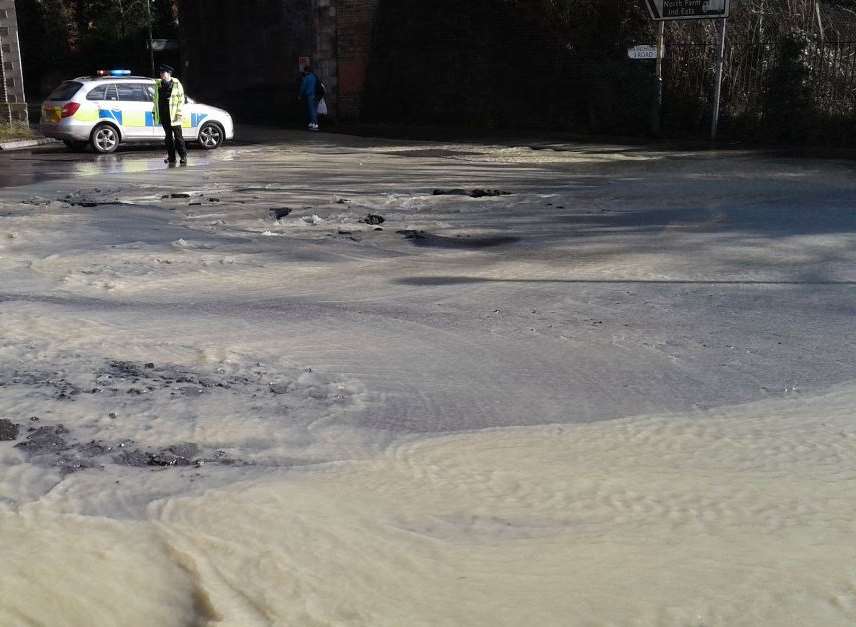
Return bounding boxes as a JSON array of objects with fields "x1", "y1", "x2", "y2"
[
  {"x1": 305, "y1": 97, "x2": 318, "y2": 126},
  {"x1": 163, "y1": 122, "x2": 187, "y2": 162}
]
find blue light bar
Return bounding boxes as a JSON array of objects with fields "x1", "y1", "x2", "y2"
[{"x1": 110, "y1": 69, "x2": 132, "y2": 76}]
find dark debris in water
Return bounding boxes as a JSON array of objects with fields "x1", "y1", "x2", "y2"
[
  {"x1": 0, "y1": 369, "x2": 82, "y2": 401},
  {"x1": 397, "y1": 230, "x2": 519, "y2": 249},
  {"x1": 271, "y1": 207, "x2": 293, "y2": 220},
  {"x1": 13, "y1": 425, "x2": 97, "y2": 474},
  {"x1": 432, "y1": 189, "x2": 511, "y2": 198},
  {"x1": 12, "y1": 422, "x2": 220, "y2": 474},
  {"x1": 3, "y1": 359, "x2": 306, "y2": 408},
  {"x1": 97, "y1": 360, "x2": 222, "y2": 391},
  {"x1": 0, "y1": 418, "x2": 19, "y2": 441},
  {"x1": 15, "y1": 424, "x2": 70, "y2": 452},
  {"x1": 114, "y1": 442, "x2": 200, "y2": 468},
  {"x1": 2, "y1": 357, "x2": 339, "y2": 475}
]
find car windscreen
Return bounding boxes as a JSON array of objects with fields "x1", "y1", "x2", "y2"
[{"x1": 47, "y1": 81, "x2": 83, "y2": 101}]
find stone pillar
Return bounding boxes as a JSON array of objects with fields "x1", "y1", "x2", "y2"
[
  {"x1": 313, "y1": 0, "x2": 338, "y2": 117},
  {"x1": 335, "y1": 0, "x2": 378, "y2": 121},
  {"x1": 0, "y1": 0, "x2": 27, "y2": 125}
]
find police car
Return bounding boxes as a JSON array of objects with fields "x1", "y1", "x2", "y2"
[{"x1": 40, "y1": 70, "x2": 235, "y2": 154}]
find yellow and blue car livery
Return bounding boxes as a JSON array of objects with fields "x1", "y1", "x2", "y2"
[{"x1": 40, "y1": 72, "x2": 234, "y2": 153}]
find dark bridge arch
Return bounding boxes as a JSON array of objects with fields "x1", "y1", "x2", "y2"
[{"x1": 177, "y1": 0, "x2": 378, "y2": 123}]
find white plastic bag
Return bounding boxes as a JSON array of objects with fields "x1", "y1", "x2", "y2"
[{"x1": 317, "y1": 98, "x2": 328, "y2": 116}]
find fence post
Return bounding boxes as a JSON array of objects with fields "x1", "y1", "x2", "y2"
[{"x1": 711, "y1": 17, "x2": 728, "y2": 141}]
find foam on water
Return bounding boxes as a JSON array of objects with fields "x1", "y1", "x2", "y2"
[{"x1": 3, "y1": 383, "x2": 856, "y2": 626}]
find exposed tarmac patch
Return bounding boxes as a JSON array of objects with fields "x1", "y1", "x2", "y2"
[{"x1": 1, "y1": 357, "x2": 360, "y2": 476}]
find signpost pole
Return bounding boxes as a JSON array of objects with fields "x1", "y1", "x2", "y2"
[
  {"x1": 653, "y1": 20, "x2": 665, "y2": 135},
  {"x1": 711, "y1": 16, "x2": 727, "y2": 141}
]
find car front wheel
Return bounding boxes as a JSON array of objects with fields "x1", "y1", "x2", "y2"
[
  {"x1": 198, "y1": 122, "x2": 224, "y2": 150},
  {"x1": 90, "y1": 123, "x2": 120, "y2": 154}
]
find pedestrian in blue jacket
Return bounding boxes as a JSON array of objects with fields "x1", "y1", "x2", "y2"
[{"x1": 299, "y1": 67, "x2": 320, "y2": 131}]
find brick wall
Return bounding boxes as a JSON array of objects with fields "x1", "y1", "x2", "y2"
[{"x1": 362, "y1": 0, "x2": 565, "y2": 127}]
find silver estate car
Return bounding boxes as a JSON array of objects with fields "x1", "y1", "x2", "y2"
[{"x1": 40, "y1": 71, "x2": 235, "y2": 154}]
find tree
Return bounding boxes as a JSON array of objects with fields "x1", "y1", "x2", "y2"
[{"x1": 16, "y1": 0, "x2": 178, "y2": 97}]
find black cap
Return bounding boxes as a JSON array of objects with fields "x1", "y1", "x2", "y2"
[{"x1": 159, "y1": 64, "x2": 175, "y2": 74}]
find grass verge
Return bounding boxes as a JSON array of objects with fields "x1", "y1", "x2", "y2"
[{"x1": 0, "y1": 123, "x2": 36, "y2": 143}]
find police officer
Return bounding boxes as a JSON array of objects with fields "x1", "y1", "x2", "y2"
[{"x1": 153, "y1": 64, "x2": 188, "y2": 165}]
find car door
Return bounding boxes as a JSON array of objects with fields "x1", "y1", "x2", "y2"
[
  {"x1": 87, "y1": 83, "x2": 124, "y2": 131},
  {"x1": 116, "y1": 83, "x2": 154, "y2": 139}
]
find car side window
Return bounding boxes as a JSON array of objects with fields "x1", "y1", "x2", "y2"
[
  {"x1": 104, "y1": 85, "x2": 119, "y2": 101},
  {"x1": 143, "y1": 84, "x2": 155, "y2": 101},
  {"x1": 86, "y1": 85, "x2": 107, "y2": 100},
  {"x1": 117, "y1": 83, "x2": 150, "y2": 102}
]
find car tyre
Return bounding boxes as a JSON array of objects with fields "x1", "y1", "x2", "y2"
[
  {"x1": 90, "y1": 123, "x2": 120, "y2": 154},
  {"x1": 198, "y1": 122, "x2": 224, "y2": 150}
]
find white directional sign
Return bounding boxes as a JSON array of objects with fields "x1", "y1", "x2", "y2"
[
  {"x1": 644, "y1": 0, "x2": 729, "y2": 20},
  {"x1": 627, "y1": 45, "x2": 664, "y2": 60},
  {"x1": 148, "y1": 38, "x2": 179, "y2": 51}
]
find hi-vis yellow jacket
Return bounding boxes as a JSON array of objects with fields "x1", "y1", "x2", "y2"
[{"x1": 152, "y1": 78, "x2": 185, "y2": 126}]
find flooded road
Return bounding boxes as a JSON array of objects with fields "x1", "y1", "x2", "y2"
[
  {"x1": 2, "y1": 131, "x2": 856, "y2": 626},
  {"x1": 0, "y1": 143, "x2": 253, "y2": 188}
]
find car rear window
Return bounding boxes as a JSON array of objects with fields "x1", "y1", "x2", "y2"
[{"x1": 47, "y1": 81, "x2": 83, "y2": 101}]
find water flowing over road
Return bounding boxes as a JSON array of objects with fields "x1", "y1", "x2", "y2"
[{"x1": 2, "y1": 131, "x2": 856, "y2": 626}]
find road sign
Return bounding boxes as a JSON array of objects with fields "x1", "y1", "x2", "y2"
[
  {"x1": 644, "y1": 0, "x2": 729, "y2": 20},
  {"x1": 628, "y1": 45, "x2": 664, "y2": 60},
  {"x1": 148, "y1": 38, "x2": 178, "y2": 52}
]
